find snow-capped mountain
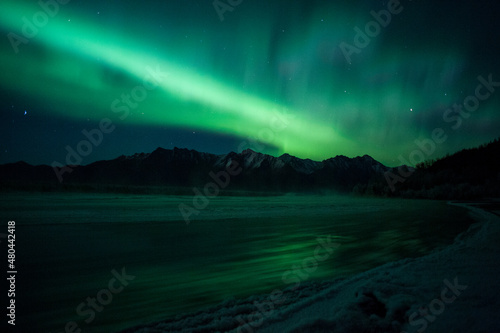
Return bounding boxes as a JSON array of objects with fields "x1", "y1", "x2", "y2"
[{"x1": 0, "y1": 147, "x2": 390, "y2": 193}]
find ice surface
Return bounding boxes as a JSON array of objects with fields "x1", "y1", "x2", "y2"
[
  {"x1": 1, "y1": 193, "x2": 493, "y2": 332},
  {"x1": 121, "y1": 202, "x2": 500, "y2": 333}
]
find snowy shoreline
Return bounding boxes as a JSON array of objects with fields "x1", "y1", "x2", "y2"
[{"x1": 120, "y1": 201, "x2": 500, "y2": 333}]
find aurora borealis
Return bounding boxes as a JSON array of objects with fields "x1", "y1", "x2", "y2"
[{"x1": 1, "y1": 0, "x2": 499, "y2": 167}]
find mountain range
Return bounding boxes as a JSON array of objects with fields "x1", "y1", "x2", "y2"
[
  {"x1": 1, "y1": 138, "x2": 499, "y2": 199},
  {"x1": 0, "y1": 147, "x2": 391, "y2": 194}
]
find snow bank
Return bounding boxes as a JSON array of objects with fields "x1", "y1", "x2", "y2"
[{"x1": 120, "y1": 202, "x2": 500, "y2": 333}]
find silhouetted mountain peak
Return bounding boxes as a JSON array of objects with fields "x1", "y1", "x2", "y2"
[{"x1": 241, "y1": 148, "x2": 257, "y2": 156}]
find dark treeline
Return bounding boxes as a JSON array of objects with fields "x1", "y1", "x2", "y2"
[{"x1": 360, "y1": 138, "x2": 500, "y2": 199}]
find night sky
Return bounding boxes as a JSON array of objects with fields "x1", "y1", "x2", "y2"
[{"x1": 1, "y1": 0, "x2": 499, "y2": 167}]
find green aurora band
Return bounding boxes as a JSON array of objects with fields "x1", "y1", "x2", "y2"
[{"x1": 1, "y1": 1, "x2": 499, "y2": 165}]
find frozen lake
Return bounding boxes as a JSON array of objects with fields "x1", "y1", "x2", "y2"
[{"x1": 0, "y1": 193, "x2": 473, "y2": 332}]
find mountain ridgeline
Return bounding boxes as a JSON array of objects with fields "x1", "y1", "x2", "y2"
[
  {"x1": 1, "y1": 138, "x2": 499, "y2": 199},
  {"x1": 0, "y1": 148, "x2": 389, "y2": 194}
]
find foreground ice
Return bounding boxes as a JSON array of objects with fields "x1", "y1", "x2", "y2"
[{"x1": 121, "y1": 202, "x2": 500, "y2": 333}]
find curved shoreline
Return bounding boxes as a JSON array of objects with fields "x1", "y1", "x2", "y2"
[
  {"x1": 256, "y1": 201, "x2": 500, "y2": 333},
  {"x1": 120, "y1": 201, "x2": 500, "y2": 333}
]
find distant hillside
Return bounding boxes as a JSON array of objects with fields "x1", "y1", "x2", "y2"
[{"x1": 386, "y1": 138, "x2": 500, "y2": 199}]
